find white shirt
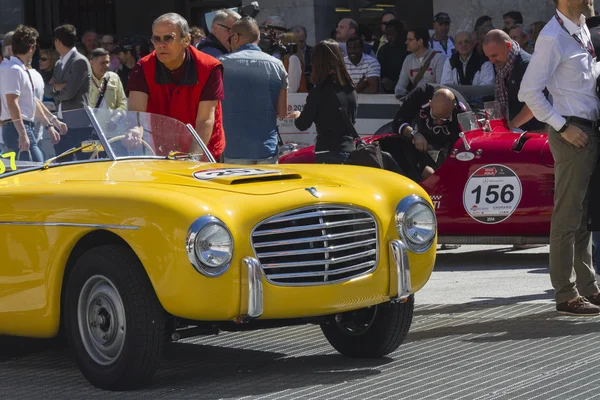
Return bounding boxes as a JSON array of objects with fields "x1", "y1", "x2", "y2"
[
  {"x1": 287, "y1": 54, "x2": 302, "y2": 93},
  {"x1": 440, "y1": 55, "x2": 495, "y2": 86},
  {"x1": 518, "y1": 10, "x2": 600, "y2": 131},
  {"x1": 0, "y1": 56, "x2": 36, "y2": 122},
  {"x1": 57, "y1": 47, "x2": 78, "y2": 118},
  {"x1": 30, "y1": 68, "x2": 45, "y2": 142},
  {"x1": 430, "y1": 37, "x2": 455, "y2": 58},
  {"x1": 344, "y1": 54, "x2": 381, "y2": 87}
]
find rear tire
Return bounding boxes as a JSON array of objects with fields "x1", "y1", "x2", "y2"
[
  {"x1": 64, "y1": 245, "x2": 164, "y2": 390},
  {"x1": 321, "y1": 296, "x2": 414, "y2": 358}
]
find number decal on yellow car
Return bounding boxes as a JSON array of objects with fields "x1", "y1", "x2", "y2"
[{"x1": 0, "y1": 152, "x2": 17, "y2": 174}]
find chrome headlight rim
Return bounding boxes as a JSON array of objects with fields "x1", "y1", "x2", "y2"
[
  {"x1": 186, "y1": 215, "x2": 234, "y2": 277},
  {"x1": 395, "y1": 195, "x2": 437, "y2": 254}
]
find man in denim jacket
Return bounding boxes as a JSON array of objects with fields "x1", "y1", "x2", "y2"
[{"x1": 219, "y1": 17, "x2": 294, "y2": 164}]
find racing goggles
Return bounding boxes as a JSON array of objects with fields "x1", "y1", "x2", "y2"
[{"x1": 430, "y1": 109, "x2": 453, "y2": 123}]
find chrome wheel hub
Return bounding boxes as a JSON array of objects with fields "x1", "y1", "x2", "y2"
[{"x1": 77, "y1": 275, "x2": 126, "y2": 366}]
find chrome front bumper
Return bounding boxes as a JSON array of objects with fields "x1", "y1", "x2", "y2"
[
  {"x1": 389, "y1": 240, "x2": 412, "y2": 301},
  {"x1": 240, "y1": 239, "x2": 411, "y2": 319}
]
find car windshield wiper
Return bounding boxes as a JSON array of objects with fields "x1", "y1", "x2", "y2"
[
  {"x1": 166, "y1": 151, "x2": 202, "y2": 161},
  {"x1": 42, "y1": 142, "x2": 96, "y2": 170}
]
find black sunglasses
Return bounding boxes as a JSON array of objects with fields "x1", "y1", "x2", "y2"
[{"x1": 151, "y1": 34, "x2": 177, "y2": 44}]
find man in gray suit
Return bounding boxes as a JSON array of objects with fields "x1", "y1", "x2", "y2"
[{"x1": 45, "y1": 24, "x2": 92, "y2": 159}]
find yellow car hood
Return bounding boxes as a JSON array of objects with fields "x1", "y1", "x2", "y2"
[{"x1": 63, "y1": 160, "x2": 342, "y2": 195}]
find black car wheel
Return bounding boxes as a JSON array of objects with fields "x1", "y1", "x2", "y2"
[
  {"x1": 64, "y1": 245, "x2": 164, "y2": 390},
  {"x1": 321, "y1": 295, "x2": 414, "y2": 358}
]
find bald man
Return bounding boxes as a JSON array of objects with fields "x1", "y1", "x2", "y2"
[
  {"x1": 441, "y1": 31, "x2": 495, "y2": 87},
  {"x1": 336, "y1": 18, "x2": 375, "y2": 57},
  {"x1": 483, "y1": 29, "x2": 545, "y2": 132},
  {"x1": 392, "y1": 83, "x2": 469, "y2": 181}
]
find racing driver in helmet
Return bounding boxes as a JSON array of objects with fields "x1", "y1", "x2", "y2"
[{"x1": 392, "y1": 83, "x2": 469, "y2": 181}]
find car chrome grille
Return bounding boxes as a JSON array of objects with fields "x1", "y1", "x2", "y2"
[{"x1": 251, "y1": 205, "x2": 378, "y2": 285}]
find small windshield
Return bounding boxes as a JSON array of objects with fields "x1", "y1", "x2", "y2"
[{"x1": 0, "y1": 108, "x2": 213, "y2": 176}]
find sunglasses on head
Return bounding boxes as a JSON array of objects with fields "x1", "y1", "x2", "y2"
[{"x1": 151, "y1": 34, "x2": 177, "y2": 44}]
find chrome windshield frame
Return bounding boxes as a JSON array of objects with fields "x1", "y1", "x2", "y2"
[
  {"x1": 85, "y1": 106, "x2": 117, "y2": 161},
  {"x1": 186, "y1": 123, "x2": 216, "y2": 163}
]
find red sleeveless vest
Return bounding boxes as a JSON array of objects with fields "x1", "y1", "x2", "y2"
[{"x1": 139, "y1": 46, "x2": 225, "y2": 159}]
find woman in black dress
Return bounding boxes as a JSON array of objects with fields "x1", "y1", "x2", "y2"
[{"x1": 293, "y1": 39, "x2": 357, "y2": 164}]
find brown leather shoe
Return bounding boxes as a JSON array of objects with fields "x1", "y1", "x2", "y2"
[
  {"x1": 556, "y1": 296, "x2": 600, "y2": 316},
  {"x1": 584, "y1": 293, "x2": 600, "y2": 306}
]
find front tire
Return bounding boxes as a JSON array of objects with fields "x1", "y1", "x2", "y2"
[
  {"x1": 64, "y1": 245, "x2": 164, "y2": 390},
  {"x1": 321, "y1": 296, "x2": 414, "y2": 358}
]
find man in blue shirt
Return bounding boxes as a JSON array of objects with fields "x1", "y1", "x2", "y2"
[{"x1": 220, "y1": 17, "x2": 293, "y2": 164}]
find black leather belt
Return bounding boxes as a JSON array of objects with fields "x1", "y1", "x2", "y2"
[{"x1": 565, "y1": 116, "x2": 597, "y2": 129}]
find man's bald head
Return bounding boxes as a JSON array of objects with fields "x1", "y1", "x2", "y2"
[
  {"x1": 482, "y1": 29, "x2": 513, "y2": 68},
  {"x1": 483, "y1": 29, "x2": 511, "y2": 46},
  {"x1": 454, "y1": 31, "x2": 474, "y2": 57},
  {"x1": 431, "y1": 88, "x2": 456, "y2": 123},
  {"x1": 230, "y1": 16, "x2": 260, "y2": 50}
]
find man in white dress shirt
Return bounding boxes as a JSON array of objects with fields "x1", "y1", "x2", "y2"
[{"x1": 519, "y1": 0, "x2": 600, "y2": 316}]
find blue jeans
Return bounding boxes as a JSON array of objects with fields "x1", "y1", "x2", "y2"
[
  {"x1": 593, "y1": 231, "x2": 600, "y2": 274},
  {"x1": 2, "y1": 121, "x2": 44, "y2": 162}
]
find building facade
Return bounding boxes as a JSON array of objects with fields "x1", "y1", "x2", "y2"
[{"x1": 1, "y1": 0, "x2": 557, "y2": 47}]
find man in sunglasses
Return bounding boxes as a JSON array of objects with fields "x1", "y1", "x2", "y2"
[
  {"x1": 128, "y1": 12, "x2": 226, "y2": 160},
  {"x1": 392, "y1": 83, "x2": 469, "y2": 181},
  {"x1": 197, "y1": 9, "x2": 241, "y2": 58}
]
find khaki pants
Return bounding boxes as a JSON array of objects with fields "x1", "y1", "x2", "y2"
[{"x1": 548, "y1": 121, "x2": 600, "y2": 304}]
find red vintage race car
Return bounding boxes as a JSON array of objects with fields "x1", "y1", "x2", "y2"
[{"x1": 279, "y1": 108, "x2": 554, "y2": 246}]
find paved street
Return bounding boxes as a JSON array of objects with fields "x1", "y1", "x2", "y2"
[{"x1": 3, "y1": 245, "x2": 600, "y2": 400}]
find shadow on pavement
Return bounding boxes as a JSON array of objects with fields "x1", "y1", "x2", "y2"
[
  {"x1": 435, "y1": 249, "x2": 548, "y2": 271},
  {"x1": 151, "y1": 342, "x2": 389, "y2": 396}
]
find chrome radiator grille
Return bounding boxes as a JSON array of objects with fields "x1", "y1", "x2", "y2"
[{"x1": 251, "y1": 205, "x2": 378, "y2": 285}]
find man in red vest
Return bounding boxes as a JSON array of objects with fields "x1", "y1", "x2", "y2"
[{"x1": 127, "y1": 12, "x2": 225, "y2": 160}]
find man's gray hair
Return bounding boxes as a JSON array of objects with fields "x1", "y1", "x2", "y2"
[
  {"x1": 153, "y1": 12, "x2": 191, "y2": 39},
  {"x1": 2, "y1": 30, "x2": 14, "y2": 58},
  {"x1": 510, "y1": 24, "x2": 529, "y2": 37},
  {"x1": 212, "y1": 9, "x2": 242, "y2": 28}
]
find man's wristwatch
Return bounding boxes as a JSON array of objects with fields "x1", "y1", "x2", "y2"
[{"x1": 557, "y1": 123, "x2": 569, "y2": 134}]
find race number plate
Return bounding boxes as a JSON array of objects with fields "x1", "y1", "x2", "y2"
[
  {"x1": 193, "y1": 168, "x2": 280, "y2": 181},
  {"x1": 463, "y1": 164, "x2": 522, "y2": 224}
]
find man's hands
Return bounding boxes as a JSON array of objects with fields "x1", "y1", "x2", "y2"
[
  {"x1": 285, "y1": 111, "x2": 301, "y2": 120},
  {"x1": 560, "y1": 124, "x2": 588, "y2": 148},
  {"x1": 121, "y1": 126, "x2": 144, "y2": 149},
  {"x1": 54, "y1": 120, "x2": 68, "y2": 135},
  {"x1": 54, "y1": 83, "x2": 67, "y2": 92},
  {"x1": 412, "y1": 132, "x2": 429, "y2": 152},
  {"x1": 48, "y1": 126, "x2": 61, "y2": 144},
  {"x1": 18, "y1": 132, "x2": 30, "y2": 152},
  {"x1": 356, "y1": 75, "x2": 369, "y2": 93}
]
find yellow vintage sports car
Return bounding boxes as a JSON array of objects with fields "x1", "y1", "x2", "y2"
[{"x1": 0, "y1": 108, "x2": 437, "y2": 390}]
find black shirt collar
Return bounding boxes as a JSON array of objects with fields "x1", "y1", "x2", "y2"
[{"x1": 155, "y1": 47, "x2": 198, "y2": 86}]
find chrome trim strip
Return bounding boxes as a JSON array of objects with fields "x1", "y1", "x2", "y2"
[
  {"x1": 0, "y1": 221, "x2": 139, "y2": 230},
  {"x1": 262, "y1": 249, "x2": 377, "y2": 269},
  {"x1": 253, "y1": 217, "x2": 374, "y2": 236},
  {"x1": 258, "y1": 238, "x2": 377, "y2": 258},
  {"x1": 250, "y1": 204, "x2": 379, "y2": 287},
  {"x1": 185, "y1": 123, "x2": 216, "y2": 163},
  {"x1": 253, "y1": 228, "x2": 377, "y2": 248},
  {"x1": 267, "y1": 261, "x2": 377, "y2": 280},
  {"x1": 243, "y1": 257, "x2": 263, "y2": 318},
  {"x1": 390, "y1": 240, "x2": 411, "y2": 300},
  {"x1": 267, "y1": 209, "x2": 355, "y2": 224}
]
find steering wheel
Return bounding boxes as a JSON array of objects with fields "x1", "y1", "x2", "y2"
[{"x1": 107, "y1": 134, "x2": 156, "y2": 156}]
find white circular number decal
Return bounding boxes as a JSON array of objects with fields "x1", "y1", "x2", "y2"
[
  {"x1": 463, "y1": 164, "x2": 522, "y2": 224},
  {"x1": 193, "y1": 168, "x2": 280, "y2": 180}
]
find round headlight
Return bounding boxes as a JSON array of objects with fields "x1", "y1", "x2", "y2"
[
  {"x1": 186, "y1": 216, "x2": 233, "y2": 277},
  {"x1": 395, "y1": 196, "x2": 437, "y2": 253}
]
